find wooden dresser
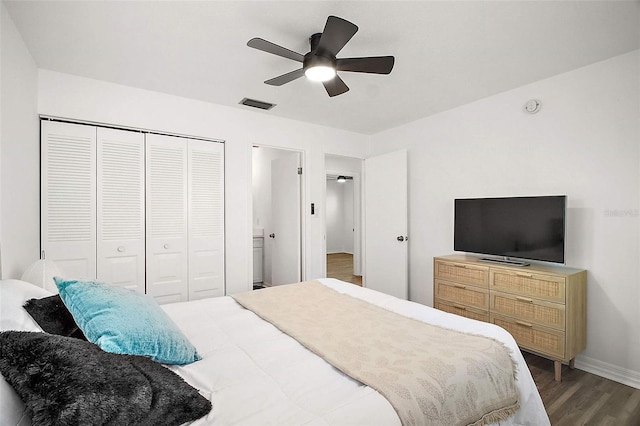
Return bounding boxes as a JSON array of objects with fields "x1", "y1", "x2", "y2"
[{"x1": 433, "y1": 254, "x2": 586, "y2": 381}]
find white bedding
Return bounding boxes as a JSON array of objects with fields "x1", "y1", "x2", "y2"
[{"x1": 1, "y1": 278, "x2": 550, "y2": 425}]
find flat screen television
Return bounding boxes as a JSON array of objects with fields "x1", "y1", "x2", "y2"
[{"x1": 454, "y1": 195, "x2": 566, "y2": 265}]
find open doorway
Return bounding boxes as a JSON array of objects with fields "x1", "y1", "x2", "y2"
[
  {"x1": 325, "y1": 155, "x2": 363, "y2": 286},
  {"x1": 252, "y1": 146, "x2": 303, "y2": 288}
]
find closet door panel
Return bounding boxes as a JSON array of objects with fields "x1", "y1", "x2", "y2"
[
  {"x1": 41, "y1": 121, "x2": 97, "y2": 285},
  {"x1": 146, "y1": 134, "x2": 188, "y2": 303},
  {"x1": 188, "y1": 139, "x2": 225, "y2": 299},
  {"x1": 96, "y1": 128, "x2": 145, "y2": 292}
]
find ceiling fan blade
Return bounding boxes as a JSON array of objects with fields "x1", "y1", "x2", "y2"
[
  {"x1": 247, "y1": 38, "x2": 304, "y2": 62},
  {"x1": 316, "y1": 16, "x2": 358, "y2": 56},
  {"x1": 323, "y1": 75, "x2": 350, "y2": 97},
  {"x1": 264, "y1": 68, "x2": 305, "y2": 86},
  {"x1": 336, "y1": 56, "x2": 395, "y2": 74}
]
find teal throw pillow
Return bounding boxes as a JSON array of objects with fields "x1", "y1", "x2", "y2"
[{"x1": 54, "y1": 277, "x2": 200, "y2": 365}]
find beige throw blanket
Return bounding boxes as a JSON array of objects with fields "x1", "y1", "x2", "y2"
[{"x1": 232, "y1": 281, "x2": 519, "y2": 426}]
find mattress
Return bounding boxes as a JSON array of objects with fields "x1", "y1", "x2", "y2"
[{"x1": 0, "y1": 278, "x2": 550, "y2": 425}]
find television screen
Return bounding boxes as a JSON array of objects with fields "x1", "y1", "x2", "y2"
[{"x1": 454, "y1": 196, "x2": 566, "y2": 264}]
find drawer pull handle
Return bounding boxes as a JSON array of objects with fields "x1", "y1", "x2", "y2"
[
  {"x1": 453, "y1": 304, "x2": 467, "y2": 310},
  {"x1": 454, "y1": 264, "x2": 467, "y2": 269},
  {"x1": 516, "y1": 320, "x2": 533, "y2": 328},
  {"x1": 453, "y1": 284, "x2": 467, "y2": 289},
  {"x1": 516, "y1": 296, "x2": 533, "y2": 303},
  {"x1": 516, "y1": 272, "x2": 533, "y2": 278}
]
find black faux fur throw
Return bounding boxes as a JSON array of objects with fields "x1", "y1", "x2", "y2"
[
  {"x1": 23, "y1": 295, "x2": 86, "y2": 340},
  {"x1": 0, "y1": 331, "x2": 212, "y2": 426}
]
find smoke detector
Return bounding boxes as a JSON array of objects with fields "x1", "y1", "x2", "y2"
[{"x1": 524, "y1": 99, "x2": 541, "y2": 114}]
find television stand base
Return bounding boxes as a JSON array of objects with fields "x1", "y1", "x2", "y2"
[{"x1": 479, "y1": 257, "x2": 530, "y2": 267}]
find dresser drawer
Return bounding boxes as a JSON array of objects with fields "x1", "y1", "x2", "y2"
[
  {"x1": 491, "y1": 291, "x2": 565, "y2": 330},
  {"x1": 435, "y1": 280, "x2": 489, "y2": 310},
  {"x1": 434, "y1": 260, "x2": 489, "y2": 288},
  {"x1": 435, "y1": 299, "x2": 489, "y2": 323},
  {"x1": 491, "y1": 270, "x2": 566, "y2": 303},
  {"x1": 492, "y1": 313, "x2": 565, "y2": 359},
  {"x1": 434, "y1": 255, "x2": 587, "y2": 380}
]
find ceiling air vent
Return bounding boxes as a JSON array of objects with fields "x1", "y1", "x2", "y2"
[{"x1": 239, "y1": 97, "x2": 276, "y2": 110}]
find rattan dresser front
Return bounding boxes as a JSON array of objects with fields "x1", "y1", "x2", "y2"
[{"x1": 433, "y1": 254, "x2": 586, "y2": 381}]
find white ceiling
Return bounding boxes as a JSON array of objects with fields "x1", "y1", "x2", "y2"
[{"x1": 5, "y1": 0, "x2": 639, "y2": 135}]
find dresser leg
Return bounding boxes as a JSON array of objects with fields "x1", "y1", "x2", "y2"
[
  {"x1": 554, "y1": 360, "x2": 562, "y2": 382},
  {"x1": 569, "y1": 358, "x2": 576, "y2": 369}
]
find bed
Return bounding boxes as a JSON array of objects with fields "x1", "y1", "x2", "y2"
[{"x1": 0, "y1": 277, "x2": 550, "y2": 426}]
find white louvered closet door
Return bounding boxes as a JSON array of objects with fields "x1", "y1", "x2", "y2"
[
  {"x1": 188, "y1": 139, "x2": 225, "y2": 299},
  {"x1": 41, "y1": 121, "x2": 97, "y2": 286},
  {"x1": 97, "y1": 128, "x2": 145, "y2": 293},
  {"x1": 145, "y1": 134, "x2": 189, "y2": 303}
]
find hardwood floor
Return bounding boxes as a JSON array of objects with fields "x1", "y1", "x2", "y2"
[
  {"x1": 524, "y1": 351, "x2": 640, "y2": 425},
  {"x1": 326, "y1": 253, "x2": 362, "y2": 286}
]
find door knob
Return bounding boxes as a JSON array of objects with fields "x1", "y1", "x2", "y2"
[
  {"x1": 269, "y1": 233, "x2": 276, "y2": 238},
  {"x1": 117, "y1": 246, "x2": 125, "y2": 253},
  {"x1": 397, "y1": 236, "x2": 404, "y2": 242}
]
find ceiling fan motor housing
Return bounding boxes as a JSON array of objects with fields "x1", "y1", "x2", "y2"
[
  {"x1": 304, "y1": 33, "x2": 336, "y2": 72},
  {"x1": 303, "y1": 52, "x2": 336, "y2": 72}
]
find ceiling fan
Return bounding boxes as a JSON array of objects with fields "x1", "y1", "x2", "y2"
[{"x1": 247, "y1": 15, "x2": 395, "y2": 97}]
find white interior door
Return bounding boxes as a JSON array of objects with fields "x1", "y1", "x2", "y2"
[
  {"x1": 41, "y1": 121, "x2": 97, "y2": 285},
  {"x1": 188, "y1": 139, "x2": 225, "y2": 299},
  {"x1": 97, "y1": 128, "x2": 145, "y2": 292},
  {"x1": 364, "y1": 149, "x2": 408, "y2": 299},
  {"x1": 145, "y1": 134, "x2": 188, "y2": 303},
  {"x1": 270, "y1": 152, "x2": 301, "y2": 285}
]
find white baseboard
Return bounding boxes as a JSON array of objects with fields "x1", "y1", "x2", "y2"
[{"x1": 575, "y1": 356, "x2": 640, "y2": 389}]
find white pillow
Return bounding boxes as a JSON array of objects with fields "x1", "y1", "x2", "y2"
[
  {"x1": 0, "y1": 279, "x2": 52, "y2": 426},
  {"x1": 0, "y1": 279, "x2": 52, "y2": 332}
]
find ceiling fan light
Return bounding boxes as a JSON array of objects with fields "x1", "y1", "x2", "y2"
[
  {"x1": 305, "y1": 65, "x2": 336, "y2": 82},
  {"x1": 336, "y1": 175, "x2": 347, "y2": 183}
]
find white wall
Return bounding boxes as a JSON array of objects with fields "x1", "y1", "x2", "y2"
[
  {"x1": 0, "y1": 7, "x2": 368, "y2": 289},
  {"x1": 343, "y1": 182, "x2": 355, "y2": 254},
  {"x1": 325, "y1": 181, "x2": 341, "y2": 252},
  {"x1": 5, "y1": 2, "x2": 638, "y2": 387},
  {"x1": 325, "y1": 155, "x2": 364, "y2": 174},
  {"x1": 0, "y1": 3, "x2": 39, "y2": 279},
  {"x1": 326, "y1": 179, "x2": 354, "y2": 254},
  {"x1": 369, "y1": 50, "x2": 640, "y2": 386},
  {"x1": 32, "y1": 70, "x2": 368, "y2": 294}
]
